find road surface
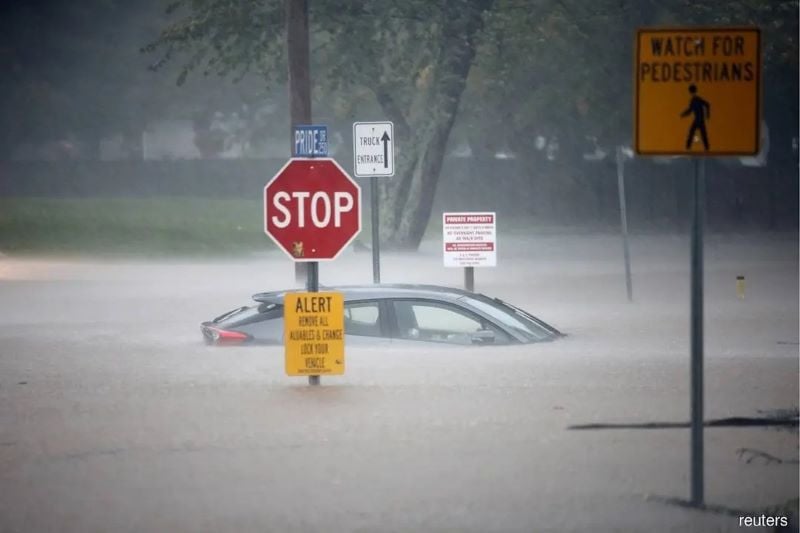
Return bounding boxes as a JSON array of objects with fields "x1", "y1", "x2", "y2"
[{"x1": 0, "y1": 233, "x2": 797, "y2": 532}]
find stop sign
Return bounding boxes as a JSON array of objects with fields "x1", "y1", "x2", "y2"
[{"x1": 264, "y1": 158, "x2": 361, "y2": 261}]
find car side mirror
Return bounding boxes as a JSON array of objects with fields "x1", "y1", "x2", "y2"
[{"x1": 471, "y1": 329, "x2": 495, "y2": 345}]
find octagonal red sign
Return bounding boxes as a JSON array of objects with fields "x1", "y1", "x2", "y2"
[{"x1": 264, "y1": 158, "x2": 361, "y2": 261}]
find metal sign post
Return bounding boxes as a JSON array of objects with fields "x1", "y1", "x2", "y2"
[
  {"x1": 690, "y1": 159, "x2": 706, "y2": 504},
  {"x1": 371, "y1": 179, "x2": 381, "y2": 283},
  {"x1": 464, "y1": 266, "x2": 475, "y2": 292},
  {"x1": 307, "y1": 261, "x2": 320, "y2": 386},
  {"x1": 353, "y1": 121, "x2": 394, "y2": 285},
  {"x1": 616, "y1": 147, "x2": 633, "y2": 302}
]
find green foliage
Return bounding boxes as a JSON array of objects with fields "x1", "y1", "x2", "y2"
[
  {"x1": 144, "y1": 0, "x2": 797, "y2": 249},
  {"x1": 310, "y1": 1, "x2": 441, "y2": 127},
  {"x1": 462, "y1": 0, "x2": 798, "y2": 158},
  {"x1": 143, "y1": 0, "x2": 287, "y2": 86},
  {"x1": 147, "y1": 0, "x2": 498, "y2": 249},
  {"x1": 0, "y1": 0, "x2": 274, "y2": 156},
  {"x1": 4, "y1": 0, "x2": 795, "y2": 160},
  {"x1": 0, "y1": 1, "x2": 161, "y2": 146},
  {"x1": 145, "y1": 0, "x2": 447, "y2": 129}
]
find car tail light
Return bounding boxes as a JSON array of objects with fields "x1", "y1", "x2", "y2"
[{"x1": 205, "y1": 326, "x2": 251, "y2": 345}]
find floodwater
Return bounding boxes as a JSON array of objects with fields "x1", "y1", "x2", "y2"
[{"x1": 0, "y1": 232, "x2": 797, "y2": 532}]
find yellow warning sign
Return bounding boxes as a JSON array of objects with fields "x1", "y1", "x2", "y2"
[
  {"x1": 284, "y1": 292, "x2": 345, "y2": 376},
  {"x1": 283, "y1": 292, "x2": 344, "y2": 376},
  {"x1": 635, "y1": 27, "x2": 761, "y2": 156}
]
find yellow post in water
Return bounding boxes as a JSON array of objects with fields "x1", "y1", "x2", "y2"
[{"x1": 736, "y1": 275, "x2": 745, "y2": 300}]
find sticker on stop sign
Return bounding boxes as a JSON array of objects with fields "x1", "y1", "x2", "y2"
[{"x1": 264, "y1": 158, "x2": 362, "y2": 261}]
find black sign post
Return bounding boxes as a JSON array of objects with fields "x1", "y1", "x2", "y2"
[
  {"x1": 690, "y1": 158, "x2": 705, "y2": 504},
  {"x1": 306, "y1": 261, "x2": 320, "y2": 386},
  {"x1": 464, "y1": 266, "x2": 475, "y2": 292},
  {"x1": 616, "y1": 146, "x2": 633, "y2": 302},
  {"x1": 371, "y1": 179, "x2": 381, "y2": 283}
]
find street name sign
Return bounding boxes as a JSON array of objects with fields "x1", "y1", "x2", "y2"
[
  {"x1": 284, "y1": 291, "x2": 344, "y2": 376},
  {"x1": 264, "y1": 158, "x2": 361, "y2": 261},
  {"x1": 443, "y1": 212, "x2": 496, "y2": 268},
  {"x1": 635, "y1": 27, "x2": 761, "y2": 156},
  {"x1": 293, "y1": 125, "x2": 328, "y2": 157},
  {"x1": 353, "y1": 122, "x2": 394, "y2": 177}
]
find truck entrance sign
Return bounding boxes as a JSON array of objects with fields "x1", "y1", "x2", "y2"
[
  {"x1": 353, "y1": 122, "x2": 394, "y2": 177},
  {"x1": 284, "y1": 292, "x2": 344, "y2": 376},
  {"x1": 443, "y1": 212, "x2": 496, "y2": 268},
  {"x1": 264, "y1": 158, "x2": 361, "y2": 261},
  {"x1": 635, "y1": 27, "x2": 760, "y2": 155}
]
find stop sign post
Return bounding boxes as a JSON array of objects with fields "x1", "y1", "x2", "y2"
[
  {"x1": 265, "y1": 157, "x2": 360, "y2": 387},
  {"x1": 264, "y1": 158, "x2": 361, "y2": 262}
]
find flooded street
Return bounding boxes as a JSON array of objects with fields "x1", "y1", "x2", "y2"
[{"x1": 0, "y1": 232, "x2": 797, "y2": 532}]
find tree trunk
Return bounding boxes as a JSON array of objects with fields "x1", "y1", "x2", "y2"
[{"x1": 377, "y1": 0, "x2": 492, "y2": 250}]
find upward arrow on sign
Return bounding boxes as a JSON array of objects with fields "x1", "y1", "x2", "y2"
[{"x1": 381, "y1": 131, "x2": 390, "y2": 169}]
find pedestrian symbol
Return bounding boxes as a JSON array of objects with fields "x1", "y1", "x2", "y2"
[{"x1": 680, "y1": 84, "x2": 711, "y2": 151}]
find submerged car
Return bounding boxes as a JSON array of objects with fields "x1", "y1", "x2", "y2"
[{"x1": 202, "y1": 284, "x2": 562, "y2": 346}]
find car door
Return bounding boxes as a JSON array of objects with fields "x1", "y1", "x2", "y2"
[
  {"x1": 388, "y1": 299, "x2": 512, "y2": 346},
  {"x1": 343, "y1": 299, "x2": 393, "y2": 345}
]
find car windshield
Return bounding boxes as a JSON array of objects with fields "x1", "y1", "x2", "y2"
[
  {"x1": 214, "y1": 302, "x2": 279, "y2": 325},
  {"x1": 460, "y1": 295, "x2": 558, "y2": 342}
]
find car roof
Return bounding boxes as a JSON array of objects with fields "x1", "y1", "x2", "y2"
[{"x1": 252, "y1": 283, "x2": 480, "y2": 304}]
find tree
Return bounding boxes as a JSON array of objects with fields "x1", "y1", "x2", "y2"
[
  {"x1": 145, "y1": 0, "x2": 797, "y2": 237},
  {"x1": 144, "y1": 0, "x2": 494, "y2": 249},
  {"x1": 0, "y1": 0, "x2": 161, "y2": 156},
  {"x1": 0, "y1": 0, "x2": 271, "y2": 159},
  {"x1": 325, "y1": 1, "x2": 497, "y2": 248},
  {"x1": 464, "y1": 0, "x2": 797, "y2": 159},
  {"x1": 457, "y1": 0, "x2": 797, "y2": 222}
]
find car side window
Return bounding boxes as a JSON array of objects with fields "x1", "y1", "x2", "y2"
[
  {"x1": 392, "y1": 300, "x2": 509, "y2": 345},
  {"x1": 343, "y1": 301, "x2": 382, "y2": 337}
]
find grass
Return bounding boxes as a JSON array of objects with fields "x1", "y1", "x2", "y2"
[
  {"x1": 0, "y1": 197, "x2": 278, "y2": 256},
  {"x1": 0, "y1": 197, "x2": 648, "y2": 257}
]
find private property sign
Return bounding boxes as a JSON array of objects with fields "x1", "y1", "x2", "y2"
[
  {"x1": 443, "y1": 212, "x2": 496, "y2": 268},
  {"x1": 635, "y1": 27, "x2": 761, "y2": 155},
  {"x1": 284, "y1": 292, "x2": 345, "y2": 376}
]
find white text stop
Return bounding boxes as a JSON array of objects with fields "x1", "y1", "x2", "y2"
[{"x1": 270, "y1": 191, "x2": 354, "y2": 229}]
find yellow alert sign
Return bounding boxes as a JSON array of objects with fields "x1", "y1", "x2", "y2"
[
  {"x1": 635, "y1": 27, "x2": 761, "y2": 156},
  {"x1": 284, "y1": 292, "x2": 345, "y2": 376}
]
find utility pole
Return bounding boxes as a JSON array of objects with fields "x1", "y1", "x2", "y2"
[
  {"x1": 286, "y1": 0, "x2": 319, "y2": 385},
  {"x1": 286, "y1": 0, "x2": 311, "y2": 285}
]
